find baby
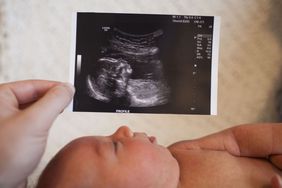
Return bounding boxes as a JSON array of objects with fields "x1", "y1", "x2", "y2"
[{"x1": 37, "y1": 124, "x2": 282, "y2": 188}]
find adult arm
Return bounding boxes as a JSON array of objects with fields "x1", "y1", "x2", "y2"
[{"x1": 168, "y1": 123, "x2": 282, "y2": 169}]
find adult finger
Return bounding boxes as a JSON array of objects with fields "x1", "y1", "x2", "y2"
[
  {"x1": 168, "y1": 129, "x2": 240, "y2": 155},
  {"x1": 19, "y1": 82, "x2": 75, "y2": 132},
  {"x1": 0, "y1": 80, "x2": 60, "y2": 107}
]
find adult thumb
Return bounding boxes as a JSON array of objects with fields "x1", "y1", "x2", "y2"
[{"x1": 20, "y1": 82, "x2": 75, "y2": 132}]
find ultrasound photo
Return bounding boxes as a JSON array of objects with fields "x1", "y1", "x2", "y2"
[{"x1": 70, "y1": 12, "x2": 220, "y2": 115}]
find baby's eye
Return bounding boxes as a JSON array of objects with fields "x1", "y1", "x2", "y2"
[{"x1": 113, "y1": 141, "x2": 118, "y2": 153}]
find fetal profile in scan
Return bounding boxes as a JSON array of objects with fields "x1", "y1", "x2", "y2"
[{"x1": 86, "y1": 27, "x2": 170, "y2": 107}]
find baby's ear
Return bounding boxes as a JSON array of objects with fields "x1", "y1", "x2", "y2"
[{"x1": 271, "y1": 175, "x2": 282, "y2": 188}]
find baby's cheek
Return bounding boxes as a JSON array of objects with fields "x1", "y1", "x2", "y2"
[
  {"x1": 130, "y1": 142, "x2": 164, "y2": 160},
  {"x1": 132, "y1": 144, "x2": 171, "y2": 171},
  {"x1": 124, "y1": 157, "x2": 162, "y2": 187},
  {"x1": 119, "y1": 143, "x2": 178, "y2": 188}
]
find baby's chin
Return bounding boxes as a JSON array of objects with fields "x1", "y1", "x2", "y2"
[
  {"x1": 134, "y1": 137, "x2": 180, "y2": 187},
  {"x1": 158, "y1": 155, "x2": 180, "y2": 188},
  {"x1": 157, "y1": 146, "x2": 180, "y2": 187}
]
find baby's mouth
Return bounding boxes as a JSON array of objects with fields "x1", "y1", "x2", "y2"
[
  {"x1": 133, "y1": 132, "x2": 157, "y2": 144},
  {"x1": 149, "y1": 136, "x2": 157, "y2": 144}
]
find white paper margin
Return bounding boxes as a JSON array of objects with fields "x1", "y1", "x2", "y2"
[
  {"x1": 210, "y1": 16, "x2": 220, "y2": 115},
  {"x1": 67, "y1": 12, "x2": 77, "y2": 111}
]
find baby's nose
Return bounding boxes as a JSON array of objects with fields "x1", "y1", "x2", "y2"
[{"x1": 113, "y1": 126, "x2": 134, "y2": 139}]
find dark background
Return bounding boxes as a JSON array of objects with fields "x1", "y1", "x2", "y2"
[{"x1": 73, "y1": 12, "x2": 214, "y2": 114}]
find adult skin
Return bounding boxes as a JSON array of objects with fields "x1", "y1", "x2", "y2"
[{"x1": 0, "y1": 80, "x2": 74, "y2": 188}]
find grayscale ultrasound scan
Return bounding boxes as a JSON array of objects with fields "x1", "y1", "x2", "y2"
[{"x1": 70, "y1": 12, "x2": 220, "y2": 115}]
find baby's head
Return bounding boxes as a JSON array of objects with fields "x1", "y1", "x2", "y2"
[{"x1": 37, "y1": 126, "x2": 179, "y2": 188}]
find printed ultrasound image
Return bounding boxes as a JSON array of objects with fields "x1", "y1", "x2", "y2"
[
  {"x1": 87, "y1": 27, "x2": 170, "y2": 107},
  {"x1": 72, "y1": 13, "x2": 217, "y2": 114}
]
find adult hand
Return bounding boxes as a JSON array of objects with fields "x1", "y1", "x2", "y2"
[
  {"x1": 169, "y1": 124, "x2": 282, "y2": 169},
  {"x1": 169, "y1": 123, "x2": 282, "y2": 187},
  {"x1": 0, "y1": 80, "x2": 74, "y2": 188}
]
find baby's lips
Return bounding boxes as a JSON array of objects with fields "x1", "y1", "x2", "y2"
[{"x1": 149, "y1": 136, "x2": 157, "y2": 144}]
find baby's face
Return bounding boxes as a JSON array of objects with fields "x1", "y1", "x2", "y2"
[{"x1": 37, "y1": 126, "x2": 179, "y2": 188}]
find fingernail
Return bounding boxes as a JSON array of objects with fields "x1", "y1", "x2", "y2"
[
  {"x1": 61, "y1": 82, "x2": 75, "y2": 96},
  {"x1": 62, "y1": 82, "x2": 75, "y2": 94}
]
